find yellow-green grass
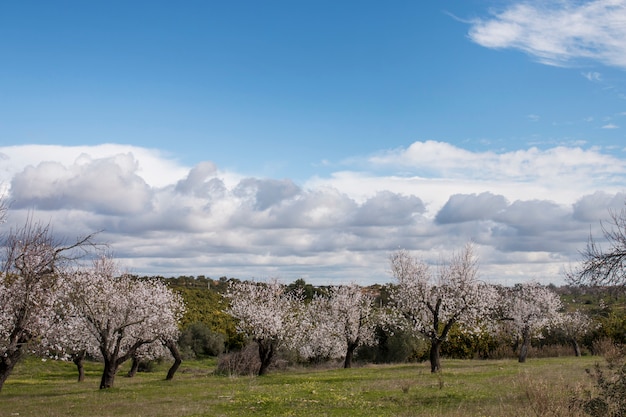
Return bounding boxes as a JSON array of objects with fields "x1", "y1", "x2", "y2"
[{"x1": 0, "y1": 355, "x2": 599, "y2": 417}]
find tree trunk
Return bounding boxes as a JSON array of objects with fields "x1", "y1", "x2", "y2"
[
  {"x1": 344, "y1": 342, "x2": 358, "y2": 369},
  {"x1": 430, "y1": 338, "x2": 442, "y2": 373},
  {"x1": 0, "y1": 356, "x2": 19, "y2": 393},
  {"x1": 257, "y1": 341, "x2": 274, "y2": 376},
  {"x1": 0, "y1": 342, "x2": 26, "y2": 393},
  {"x1": 571, "y1": 339, "x2": 581, "y2": 357},
  {"x1": 126, "y1": 357, "x2": 139, "y2": 378},
  {"x1": 72, "y1": 351, "x2": 86, "y2": 382},
  {"x1": 165, "y1": 339, "x2": 182, "y2": 380},
  {"x1": 518, "y1": 330, "x2": 530, "y2": 363},
  {"x1": 100, "y1": 358, "x2": 119, "y2": 389}
]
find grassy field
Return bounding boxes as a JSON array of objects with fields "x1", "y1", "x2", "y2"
[{"x1": 0, "y1": 355, "x2": 600, "y2": 417}]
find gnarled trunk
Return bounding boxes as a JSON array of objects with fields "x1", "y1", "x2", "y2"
[
  {"x1": 126, "y1": 356, "x2": 139, "y2": 378},
  {"x1": 571, "y1": 339, "x2": 581, "y2": 357},
  {"x1": 98, "y1": 338, "x2": 149, "y2": 389},
  {"x1": 0, "y1": 354, "x2": 20, "y2": 393},
  {"x1": 430, "y1": 338, "x2": 443, "y2": 373},
  {"x1": 257, "y1": 340, "x2": 274, "y2": 376},
  {"x1": 72, "y1": 351, "x2": 86, "y2": 382},
  {"x1": 0, "y1": 336, "x2": 27, "y2": 392},
  {"x1": 518, "y1": 329, "x2": 531, "y2": 363},
  {"x1": 100, "y1": 357, "x2": 120, "y2": 389},
  {"x1": 165, "y1": 339, "x2": 182, "y2": 380},
  {"x1": 344, "y1": 342, "x2": 358, "y2": 369}
]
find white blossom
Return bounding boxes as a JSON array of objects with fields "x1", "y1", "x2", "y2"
[
  {"x1": 225, "y1": 279, "x2": 302, "y2": 375},
  {"x1": 297, "y1": 284, "x2": 379, "y2": 368},
  {"x1": 65, "y1": 256, "x2": 185, "y2": 388},
  {"x1": 500, "y1": 281, "x2": 562, "y2": 362},
  {"x1": 390, "y1": 243, "x2": 497, "y2": 372}
]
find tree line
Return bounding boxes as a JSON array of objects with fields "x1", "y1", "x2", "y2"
[{"x1": 222, "y1": 244, "x2": 601, "y2": 375}]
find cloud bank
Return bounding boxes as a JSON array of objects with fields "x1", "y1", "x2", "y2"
[{"x1": 1, "y1": 142, "x2": 625, "y2": 285}]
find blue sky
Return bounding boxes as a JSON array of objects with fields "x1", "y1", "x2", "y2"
[{"x1": 2, "y1": 1, "x2": 626, "y2": 284}]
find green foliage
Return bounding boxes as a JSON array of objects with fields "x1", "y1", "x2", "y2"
[
  {"x1": 164, "y1": 276, "x2": 245, "y2": 350},
  {"x1": 598, "y1": 312, "x2": 626, "y2": 345},
  {"x1": 285, "y1": 278, "x2": 323, "y2": 301},
  {"x1": 357, "y1": 326, "x2": 428, "y2": 363},
  {"x1": 179, "y1": 322, "x2": 225, "y2": 358},
  {"x1": 441, "y1": 326, "x2": 498, "y2": 360}
]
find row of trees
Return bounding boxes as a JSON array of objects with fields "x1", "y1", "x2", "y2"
[
  {"x1": 225, "y1": 244, "x2": 596, "y2": 375},
  {"x1": 0, "y1": 203, "x2": 185, "y2": 391},
  {"x1": 3, "y1": 199, "x2": 626, "y2": 389}
]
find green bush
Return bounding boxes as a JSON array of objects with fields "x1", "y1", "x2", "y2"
[
  {"x1": 179, "y1": 322, "x2": 225, "y2": 358},
  {"x1": 357, "y1": 326, "x2": 427, "y2": 364}
]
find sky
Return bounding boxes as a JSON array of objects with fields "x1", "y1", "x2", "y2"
[{"x1": 1, "y1": 0, "x2": 626, "y2": 285}]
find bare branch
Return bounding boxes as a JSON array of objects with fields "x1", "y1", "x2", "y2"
[{"x1": 568, "y1": 206, "x2": 626, "y2": 287}]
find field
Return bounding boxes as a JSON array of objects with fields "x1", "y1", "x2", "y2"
[{"x1": 0, "y1": 355, "x2": 601, "y2": 417}]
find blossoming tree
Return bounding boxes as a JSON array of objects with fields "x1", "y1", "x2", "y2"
[
  {"x1": 298, "y1": 284, "x2": 379, "y2": 368},
  {"x1": 67, "y1": 256, "x2": 185, "y2": 389},
  {"x1": 556, "y1": 310, "x2": 597, "y2": 357},
  {"x1": 500, "y1": 282, "x2": 562, "y2": 363},
  {"x1": 390, "y1": 244, "x2": 497, "y2": 373},
  {"x1": 225, "y1": 279, "x2": 302, "y2": 375},
  {"x1": 0, "y1": 216, "x2": 96, "y2": 392}
]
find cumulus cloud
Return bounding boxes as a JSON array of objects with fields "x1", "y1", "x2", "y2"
[
  {"x1": 468, "y1": 1, "x2": 626, "y2": 69},
  {"x1": 1, "y1": 142, "x2": 624, "y2": 285},
  {"x1": 436, "y1": 192, "x2": 508, "y2": 224},
  {"x1": 10, "y1": 154, "x2": 153, "y2": 215}
]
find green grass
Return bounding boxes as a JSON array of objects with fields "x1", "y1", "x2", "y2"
[{"x1": 0, "y1": 355, "x2": 600, "y2": 417}]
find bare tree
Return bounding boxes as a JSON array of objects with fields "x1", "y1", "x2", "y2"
[{"x1": 568, "y1": 207, "x2": 626, "y2": 287}]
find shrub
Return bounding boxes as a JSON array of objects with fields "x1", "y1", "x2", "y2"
[
  {"x1": 573, "y1": 344, "x2": 626, "y2": 417},
  {"x1": 215, "y1": 344, "x2": 261, "y2": 376},
  {"x1": 356, "y1": 326, "x2": 427, "y2": 364},
  {"x1": 179, "y1": 322, "x2": 225, "y2": 358}
]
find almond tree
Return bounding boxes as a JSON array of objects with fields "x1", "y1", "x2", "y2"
[
  {"x1": 225, "y1": 279, "x2": 302, "y2": 376},
  {"x1": 67, "y1": 256, "x2": 185, "y2": 389},
  {"x1": 39, "y1": 300, "x2": 93, "y2": 382},
  {"x1": 300, "y1": 284, "x2": 379, "y2": 368},
  {"x1": 500, "y1": 282, "x2": 562, "y2": 363},
  {"x1": 556, "y1": 310, "x2": 597, "y2": 357},
  {"x1": 123, "y1": 334, "x2": 183, "y2": 381},
  {"x1": 0, "y1": 215, "x2": 96, "y2": 392},
  {"x1": 297, "y1": 295, "x2": 344, "y2": 363},
  {"x1": 390, "y1": 244, "x2": 497, "y2": 373}
]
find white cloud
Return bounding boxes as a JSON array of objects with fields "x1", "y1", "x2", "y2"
[
  {"x1": 0, "y1": 144, "x2": 189, "y2": 188},
  {"x1": 602, "y1": 123, "x2": 619, "y2": 129},
  {"x1": 468, "y1": 1, "x2": 626, "y2": 69},
  {"x1": 1, "y1": 142, "x2": 624, "y2": 286},
  {"x1": 583, "y1": 71, "x2": 602, "y2": 81}
]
